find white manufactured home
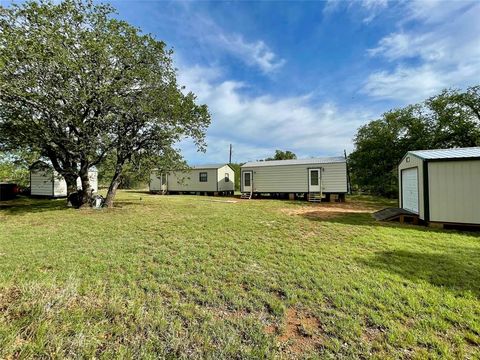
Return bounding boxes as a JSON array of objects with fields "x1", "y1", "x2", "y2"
[
  {"x1": 30, "y1": 161, "x2": 98, "y2": 197},
  {"x1": 240, "y1": 157, "x2": 348, "y2": 201},
  {"x1": 398, "y1": 147, "x2": 480, "y2": 225},
  {"x1": 150, "y1": 164, "x2": 235, "y2": 195}
]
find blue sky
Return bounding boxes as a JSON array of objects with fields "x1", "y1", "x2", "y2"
[{"x1": 10, "y1": 0, "x2": 480, "y2": 164}]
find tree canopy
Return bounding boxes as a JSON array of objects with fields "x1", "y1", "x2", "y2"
[
  {"x1": 0, "y1": 0, "x2": 210, "y2": 207},
  {"x1": 266, "y1": 150, "x2": 297, "y2": 161},
  {"x1": 349, "y1": 86, "x2": 480, "y2": 197}
]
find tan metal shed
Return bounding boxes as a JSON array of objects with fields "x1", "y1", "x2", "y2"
[
  {"x1": 398, "y1": 147, "x2": 480, "y2": 225},
  {"x1": 30, "y1": 161, "x2": 98, "y2": 197}
]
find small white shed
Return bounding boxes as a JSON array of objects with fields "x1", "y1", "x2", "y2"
[
  {"x1": 150, "y1": 164, "x2": 235, "y2": 195},
  {"x1": 398, "y1": 147, "x2": 480, "y2": 225},
  {"x1": 240, "y1": 157, "x2": 348, "y2": 201},
  {"x1": 30, "y1": 161, "x2": 98, "y2": 197}
]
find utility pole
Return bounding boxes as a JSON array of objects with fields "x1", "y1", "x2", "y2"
[{"x1": 229, "y1": 144, "x2": 232, "y2": 164}]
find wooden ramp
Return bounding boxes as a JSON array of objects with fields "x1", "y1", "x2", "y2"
[{"x1": 373, "y1": 207, "x2": 419, "y2": 224}]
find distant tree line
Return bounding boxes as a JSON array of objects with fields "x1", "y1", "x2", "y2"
[
  {"x1": 266, "y1": 150, "x2": 297, "y2": 161},
  {"x1": 349, "y1": 86, "x2": 480, "y2": 197}
]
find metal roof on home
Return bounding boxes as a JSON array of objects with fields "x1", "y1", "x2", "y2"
[
  {"x1": 191, "y1": 164, "x2": 229, "y2": 169},
  {"x1": 408, "y1": 147, "x2": 480, "y2": 160},
  {"x1": 153, "y1": 164, "x2": 229, "y2": 171},
  {"x1": 242, "y1": 156, "x2": 346, "y2": 168}
]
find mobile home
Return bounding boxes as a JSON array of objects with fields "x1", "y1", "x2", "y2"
[
  {"x1": 240, "y1": 157, "x2": 348, "y2": 201},
  {"x1": 398, "y1": 147, "x2": 480, "y2": 225},
  {"x1": 150, "y1": 164, "x2": 235, "y2": 195},
  {"x1": 30, "y1": 161, "x2": 98, "y2": 197}
]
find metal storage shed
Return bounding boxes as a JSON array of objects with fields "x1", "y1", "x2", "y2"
[
  {"x1": 398, "y1": 147, "x2": 480, "y2": 225},
  {"x1": 150, "y1": 164, "x2": 235, "y2": 195},
  {"x1": 30, "y1": 161, "x2": 98, "y2": 197},
  {"x1": 240, "y1": 157, "x2": 348, "y2": 201}
]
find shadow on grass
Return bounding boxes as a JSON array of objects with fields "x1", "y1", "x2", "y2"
[
  {"x1": 301, "y1": 211, "x2": 480, "y2": 237},
  {"x1": 360, "y1": 250, "x2": 480, "y2": 297},
  {"x1": 0, "y1": 197, "x2": 68, "y2": 215},
  {"x1": 125, "y1": 190, "x2": 151, "y2": 195}
]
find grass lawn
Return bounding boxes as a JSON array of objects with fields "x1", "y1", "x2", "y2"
[{"x1": 1, "y1": 191, "x2": 479, "y2": 359}]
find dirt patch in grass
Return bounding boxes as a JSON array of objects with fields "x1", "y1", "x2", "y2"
[
  {"x1": 281, "y1": 204, "x2": 374, "y2": 220},
  {"x1": 266, "y1": 308, "x2": 324, "y2": 355},
  {"x1": 0, "y1": 286, "x2": 22, "y2": 312}
]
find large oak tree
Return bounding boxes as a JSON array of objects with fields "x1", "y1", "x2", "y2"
[{"x1": 0, "y1": 0, "x2": 210, "y2": 207}]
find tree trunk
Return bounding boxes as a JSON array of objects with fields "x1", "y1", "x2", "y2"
[
  {"x1": 64, "y1": 175, "x2": 78, "y2": 196},
  {"x1": 64, "y1": 175, "x2": 78, "y2": 207},
  {"x1": 79, "y1": 168, "x2": 92, "y2": 208},
  {"x1": 104, "y1": 163, "x2": 124, "y2": 208}
]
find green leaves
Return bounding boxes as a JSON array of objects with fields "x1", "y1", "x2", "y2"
[
  {"x1": 266, "y1": 150, "x2": 297, "y2": 161},
  {"x1": 0, "y1": 0, "x2": 210, "y2": 205},
  {"x1": 349, "y1": 86, "x2": 480, "y2": 197}
]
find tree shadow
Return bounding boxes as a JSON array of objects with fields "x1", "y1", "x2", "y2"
[
  {"x1": 300, "y1": 211, "x2": 480, "y2": 237},
  {"x1": 124, "y1": 190, "x2": 151, "y2": 195},
  {"x1": 0, "y1": 196, "x2": 68, "y2": 215},
  {"x1": 360, "y1": 250, "x2": 480, "y2": 297}
]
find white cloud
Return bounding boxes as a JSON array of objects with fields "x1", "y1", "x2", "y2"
[
  {"x1": 361, "y1": 0, "x2": 388, "y2": 23},
  {"x1": 178, "y1": 64, "x2": 372, "y2": 163},
  {"x1": 364, "y1": 1, "x2": 480, "y2": 103},
  {"x1": 323, "y1": 0, "x2": 388, "y2": 23},
  {"x1": 216, "y1": 33, "x2": 285, "y2": 73},
  {"x1": 405, "y1": 0, "x2": 473, "y2": 24},
  {"x1": 154, "y1": 6, "x2": 285, "y2": 74}
]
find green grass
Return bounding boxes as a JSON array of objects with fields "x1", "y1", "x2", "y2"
[{"x1": 0, "y1": 191, "x2": 479, "y2": 359}]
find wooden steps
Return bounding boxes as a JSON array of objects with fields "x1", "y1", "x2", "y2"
[
  {"x1": 241, "y1": 192, "x2": 252, "y2": 200},
  {"x1": 307, "y1": 192, "x2": 322, "y2": 202}
]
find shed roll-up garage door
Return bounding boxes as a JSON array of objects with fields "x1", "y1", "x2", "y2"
[{"x1": 402, "y1": 168, "x2": 419, "y2": 214}]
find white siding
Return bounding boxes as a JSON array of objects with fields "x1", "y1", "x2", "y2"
[
  {"x1": 167, "y1": 168, "x2": 218, "y2": 192},
  {"x1": 89, "y1": 171, "x2": 98, "y2": 193},
  {"x1": 31, "y1": 166, "x2": 97, "y2": 197},
  {"x1": 428, "y1": 160, "x2": 480, "y2": 224},
  {"x1": 398, "y1": 154, "x2": 425, "y2": 219},
  {"x1": 217, "y1": 165, "x2": 235, "y2": 192},
  {"x1": 241, "y1": 162, "x2": 347, "y2": 193},
  {"x1": 150, "y1": 171, "x2": 162, "y2": 191},
  {"x1": 54, "y1": 174, "x2": 68, "y2": 197},
  {"x1": 30, "y1": 170, "x2": 54, "y2": 196}
]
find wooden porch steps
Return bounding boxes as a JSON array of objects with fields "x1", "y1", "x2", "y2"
[
  {"x1": 241, "y1": 192, "x2": 252, "y2": 200},
  {"x1": 307, "y1": 192, "x2": 322, "y2": 202}
]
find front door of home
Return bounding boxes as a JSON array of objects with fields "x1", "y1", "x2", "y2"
[
  {"x1": 160, "y1": 173, "x2": 167, "y2": 192},
  {"x1": 243, "y1": 171, "x2": 253, "y2": 193},
  {"x1": 308, "y1": 168, "x2": 321, "y2": 192}
]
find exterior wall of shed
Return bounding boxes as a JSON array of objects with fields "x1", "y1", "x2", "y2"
[
  {"x1": 31, "y1": 169, "x2": 55, "y2": 196},
  {"x1": 31, "y1": 169, "x2": 97, "y2": 197},
  {"x1": 428, "y1": 160, "x2": 480, "y2": 224},
  {"x1": 217, "y1": 165, "x2": 235, "y2": 192},
  {"x1": 398, "y1": 154, "x2": 425, "y2": 219},
  {"x1": 167, "y1": 169, "x2": 218, "y2": 192},
  {"x1": 75, "y1": 172, "x2": 98, "y2": 193},
  {"x1": 240, "y1": 162, "x2": 347, "y2": 193},
  {"x1": 149, "y1": 171, "x2": 162, "y2": 192}
]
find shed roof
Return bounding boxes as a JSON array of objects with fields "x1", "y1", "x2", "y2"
[
  {"x1": 242, "y1": 156, "x2": 346, "y2": 168},
  {"x1": 408, "y1": 147, "x2": 480, "y2": 160}
]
